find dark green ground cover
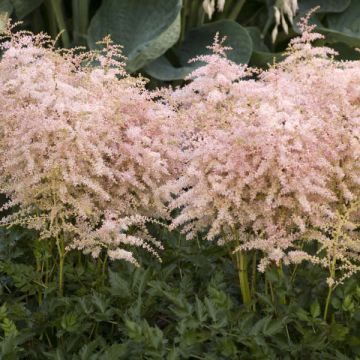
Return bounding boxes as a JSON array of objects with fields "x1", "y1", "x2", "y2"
[{"x1": 0, "y1": 222, "x2": 359, "y2": 359}]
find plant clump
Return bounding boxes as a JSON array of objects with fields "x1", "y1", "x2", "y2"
[
  {"x1": 163, "y1": 14, "x2": 360, "y2": 290},
  {"x1": 0, "y1": 24, "x2": 181, "y2": 266}
]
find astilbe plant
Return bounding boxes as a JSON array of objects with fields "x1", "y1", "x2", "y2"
[
  {"x1": 163, "y1": 14, "x2": 360, "y2": 308},
  {"x1": 0, "y1": 24, "x2": 180, "y2": 293}
]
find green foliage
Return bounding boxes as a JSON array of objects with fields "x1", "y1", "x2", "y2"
[
  {"x1": 1, "y1": 0, "x2": 359, "y2": 83},
  {"x1": 87, "y1": 0, "x2": 182, "y2": 73},
  {"x1": 145, "y1": 19, "x2": 252, "y2": 80},
  {"x1": 0, "y1": 224, "x2": 359, "y2": 359}
]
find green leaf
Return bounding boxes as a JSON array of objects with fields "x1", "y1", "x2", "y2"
[
  {"x1": 87, "y1": 0, "x2": 182, "y2": 73},
  {"x1": 298, "y1": 0, "x2": 351, "y2": 14},
  {"x1": 329, "y1": 323, "x2": 350, "y2": 341},
  {"x1": 246, "y1": 26, "x2": 269, "y2": 52},
  {"x1": 60, "y1": 313, "x2": 79, "y2": 333},
  {"x1": 250, "y1": 51, "x2": 283, "y2": 69},
  {"x1": 250, "y1": 315, "x2": 272, "y2": 335},
  {"x1": 1, "y1": 319, "x2": 18, "y2": 338},
  {"x1": 342, "y1": 295, "x2": 355, "y2": 312},
  {"x1": 143, "y1": 56, "x2": 194, "y2": 81},
  {"x1": 293, "y1": 0, "x2": 360, "y2": 48},
  {"x1": 263, "y1": 318, "x2": 284, "y2": 337},
  {"x1": 327, "y1": 1, "x2": 360, "y2": 43},
  {"x1": 177, "y1": 20, "x2": 252, "y2": 67},
  {"x1": 204, "y1": 297, "x2": 217, "y2": 323},
  {"x1": 10, "y1": 0, "x2": 43, "y2": 19},
  {"x1": 147, "y1": 20, "x2": 253, "y2": 81},
  {"x1": 108, "y1": 269, "x2": 130, "y2": 298},
  {"x1": 0, "y1": 304, "x2": 7, "y2": 321},
  {"x1": 195, "y1": 296, "x2": 207, "y2": 323},
  {"x1": 310, "y1": 300, "x2": 321, "y2": 318}
]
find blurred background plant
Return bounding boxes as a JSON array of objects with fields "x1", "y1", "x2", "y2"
[{"x1": 0, "y1": 0, "x2": 359, "y2": 84}]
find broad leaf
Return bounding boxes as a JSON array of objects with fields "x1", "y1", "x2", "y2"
[
  {"x1": 144, "y1": 55, "x2": 194, "y2": 81},
  {"x1": 146, "y1": 20, "x2": 253, "y2": 81},
  {"x1": 298, "y1": 0, "x2": 351, "y2": 14},
  {"x1": 88, "y1": 0, "x2": 182, "y2": 73},
  {"x1": 327, "y1": 0, "x2": 360, "y2": 42},
  {"x1": 176, "y1": 20, "x2": 252, "y2": 67}
]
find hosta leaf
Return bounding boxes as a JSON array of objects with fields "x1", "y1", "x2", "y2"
[
  {"x1": 327, "y1": 1, "x2": 360, "y2": 42},
  {"x1": 177, "y1": 20, "x2": 252, "y2": 67},
  {"x1": 249, "y1": 51, "x2": 283, "y2": 68},
  {"x1": 143, "y1": 55, "x2": 194, "y2": 81},
  {"x1": 298, "y1": 0, "x2": 351, "y2": 14},
  {"x1": 88, "y1": 0, "x2": 182, "y2": 73},
  {"x1": 146, "y1": 20, "x2": 252, "y2": 81},
  {"x1": 246, "y1": 26, "x2": 269, "y2": 52}
]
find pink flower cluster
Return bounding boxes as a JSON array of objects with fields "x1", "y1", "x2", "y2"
[
  {"x1": 164, "y1": 19, "x2": 360, "y2": 279},
  {"x1": 0, "y1": 16, "x2": 359, "y2": 281},
  {"x1": 0, "y1": 26, "x2": 180, "y2": 264}
]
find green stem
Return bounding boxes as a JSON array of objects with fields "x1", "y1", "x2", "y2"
[
  {"x1": 48, "y1": 0, "x2": 70, "y2": 47},
  {"x1": 250, "y1": 251, "x2": 257, "y2": 311},
  {"x1": 250, "y1": 251, "x2": 257, "y2": 296},
  {"x1": 269, "y1": 279, "x2": 275, "y2": 304},
  {"x1": 228, "y1": 0, "x2": 246, "y2": 21},
  {"x1": 235, "y1": 250, "x2": 251, "y2": 306},
  {"x1": 56, "y1": 235, "x2": 65, "y2": 296},
  {"x1": 323, "y1": 222, "x2": 341, "y2": 321},
  {"x1": 277, "y1": 263, "x2": 286, "y2": 305},
  {"x1": 323, "y1": 285, "x2": 333, "y2": 321}
]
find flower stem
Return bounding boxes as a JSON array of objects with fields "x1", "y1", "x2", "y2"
[
  {"x1": 235, "y1": 250, "x2": 251, "y2": 306},
  {"x1": 56, "y1": 235, "x2": 65, "y2": 296},
  {"x1": 323, "y1": 285, "x2": 333, "y2": 321}
]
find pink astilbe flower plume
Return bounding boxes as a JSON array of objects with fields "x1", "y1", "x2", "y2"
[
  {"x1": 164, "y1": 14, "x2": 360, "y2": 281},
  {"x1": 0, "y1": 23, "x2": 180, "y2": 264}
]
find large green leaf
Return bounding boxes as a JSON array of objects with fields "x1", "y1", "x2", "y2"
[
  {"x1": 327, "y1": 1, "x2": 360, "y2": 41},
  {"x1": 176, "y1": 20, "x2": 252, "y2": 66},
  {"x1": 293, "y1": 0, "x2": 350, "y2": 33},
  {"x1": 11, "y1": 0, "x2": 43, "y2": 19},
  {"x1": 87, "y1": 0, "x2": 182, "y2": 73},
  {"x1": 249, "y1": 51, "x2": 284, "y2": 69},
  {"x1": 245, "y1": 26, "x2": 282, "y2": 69},
  {"x1": 144, "y1": 55, "x2": 194, "y2": 81},
  {"x1": 292, "y1": 0, "x2": 360, "y2": 49},
  {"x1": 246, "y1": 27, "x2": 269, "y2": 52},
  {"x1": 144, "y1": 20, "x2": 252, "y2": 81},
  {"x1": 298, "y1": 0, "x2": 351, "y2": 13}
]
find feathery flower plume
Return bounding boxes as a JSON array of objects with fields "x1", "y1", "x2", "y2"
[
  {"x1": 0, "y1": 23, "x2": 180, "y2": 264},
  {"x1": 164, "y1": 15, "x2": 360, "y2": 282}
]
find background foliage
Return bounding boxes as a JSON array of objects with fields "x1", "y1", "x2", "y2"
[{"x1": 0, "y1": 0, "x2": 360, "y2": 83}]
